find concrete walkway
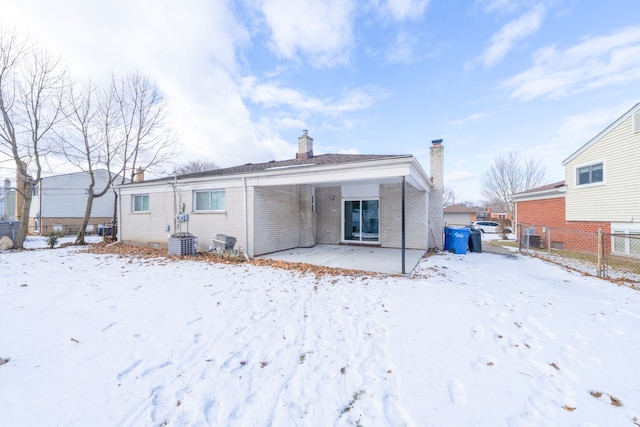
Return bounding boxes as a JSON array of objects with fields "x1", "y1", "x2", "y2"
[{"x1": 257, "y1": 244, "x2": 427, "y2": 275}]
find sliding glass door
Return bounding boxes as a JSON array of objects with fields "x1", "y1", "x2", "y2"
[{"x1": 343, "y1": 200, "x2": 379, "y2": 242}]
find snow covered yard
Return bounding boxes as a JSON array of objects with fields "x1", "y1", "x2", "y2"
[{"x1": 1, "y1": 237, "x2": 639, "y2": 426}]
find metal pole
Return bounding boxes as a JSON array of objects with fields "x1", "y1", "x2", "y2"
[
  {"x1": 401, "y1": 176, "x2": 406, "y2": 274},
  {"x1": 597, "y1": 228, "x2": 604, "y2": 277}
]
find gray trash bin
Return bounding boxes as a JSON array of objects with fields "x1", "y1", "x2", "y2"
[{"x1": 468, "y1": 229, "x2": 482, "y2": 253}]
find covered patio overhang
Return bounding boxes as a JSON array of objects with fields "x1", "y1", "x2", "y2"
[
  {"x1": 246, "y1": 156, "x2": 431, "y2": 274},
  {"x1": 243, "y1": 155, "x2": 431, "y2": 191}
]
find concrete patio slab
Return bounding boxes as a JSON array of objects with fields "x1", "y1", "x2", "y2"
[{"x1": 257, "y1": 244, "x2": 427, "y2": 275}]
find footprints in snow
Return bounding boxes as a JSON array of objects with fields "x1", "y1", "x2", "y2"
[{"x1": 448, "y1": 379, "x2": 467, "y2": 405}]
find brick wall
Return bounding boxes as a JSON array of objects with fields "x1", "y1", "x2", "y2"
[
  {"x1": 316, "y1": 187, "x2": 341, "y2": 244},
  {"x1": 188, "y1": 186, "x2": 246, "y2": 253},
  {"x1": 380, "y1": 183, "x2": 427, "y2": 249},
  {"x1": 120, "y1": 185, "x2": 247, "y2": 253},
  {"x1": 252, "y1": 185, "x2": 302, "y2": 256},
  {"x1": 298, "y1": 185, "x2": 315, "y2": 247},
  {"x1": 516, "y1": 197, "x2": 610, "y2": 253},
  {"x1": 32, "y1": 217, "x2": 113, "y2": 235}
]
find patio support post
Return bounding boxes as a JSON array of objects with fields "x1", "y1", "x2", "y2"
[{"x1": 402, "y1": 175, "x2": 406, "y2": 274}]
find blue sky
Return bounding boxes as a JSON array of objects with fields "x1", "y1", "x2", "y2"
[{"x1": 1, "y1": 0, "x2": 639, "y2": 203}]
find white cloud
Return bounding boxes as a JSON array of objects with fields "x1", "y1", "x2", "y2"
[
  {"x1": 478, "y1": 3, "x2": 545, "y2": 67},
  {"x1": 502, "y1": 26, "x2": 640, "y2": 101},
  {"x1": 384, "y1": 31, "x2": 418, "y2": 64},
  {"x1": 240, "y1": 78, "x2": 385, "y2": 115},
  {"x1": 475, "y1": 0, "x2": 527, "y2": 15},
  {"x1": 382, "y1": 0, "x2": 430, "y2": 21},
  {"x1": 539, "y1": 104, "x2": 632, "y2": 168},
  {"x1": 446, "y1": 112, "x2": 490, "y2": 126},
  {"x1": 445, "y1": 170, "x2": 475, "y2": 182},
  {"x1": 256, "y1": 0, "x2": 355, "y2": 66}
]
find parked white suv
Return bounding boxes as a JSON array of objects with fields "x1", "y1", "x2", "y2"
[{"x1": 471, "y1": 221, "x2": 511, "y2": 234}]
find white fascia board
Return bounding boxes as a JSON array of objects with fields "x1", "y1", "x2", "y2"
[
  {"x1": 246, "y1": 157, "x2": 431, "y2": 190},
  {"x1": 119, "y1": 177, "x2": 245, "y2": 193},
  {"x1": 511, "y1": 187, "x2": 566, "y2": 202}
]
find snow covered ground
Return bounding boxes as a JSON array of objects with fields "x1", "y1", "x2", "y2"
[{"x1": 1, "y1": 236, "x2": 639, "y2": 426}]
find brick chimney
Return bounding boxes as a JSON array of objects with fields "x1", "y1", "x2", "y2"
[
  {"x1": 429, "y1": 139, "x2": 444, "y2": 249},
  {"x1": 134, "y1": 167, "x2": 144, "y2": 182},
  {"x1": 296, "y1": 130, "x2": 313, "y2": 160}
]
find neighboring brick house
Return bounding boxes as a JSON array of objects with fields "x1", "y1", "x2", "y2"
[
  {"x1": 513, "y1": 103, "x2": 640, "y2": 254},
  {"x1": 476, "y1": 206, "x2": 508, "y2": 221},
  {"x1": 443, "y1": 204, "x2": 476, "y2": 226},
  {"x1": 117, "y1": 132, "x2": 445, "y2": 258}
]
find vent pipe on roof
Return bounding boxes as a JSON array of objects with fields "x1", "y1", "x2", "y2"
[{"x1": 297, "y1": 130, "x2": 314, "y2": 160}]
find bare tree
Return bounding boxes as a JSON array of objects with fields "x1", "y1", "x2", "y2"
[
  {"x1": 174, "y1": 159, "x2": 218, "y2": 175},
  {"x1": 0, "y1": 26, "x2": 66, "y2": 248},
  {"x1": 443, "y1": 186, "x2": 456, "y2": 207},
  {"x1": 61, "y1": 71, "x2": 175, "y2": 244},
  {"x1": 110, "y1": 71, "x2": 175, "y2": 229},
  {"x1": 61, "y1": 79, "x2": 126, "y2": 244},
  {"x1": 480, "y1": 152, "x2": 546, "y2": 223}
]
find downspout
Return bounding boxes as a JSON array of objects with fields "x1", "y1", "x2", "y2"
[
  {"x1": 116, "y1": 185, "x2": 122, "y2": 242},
  {"x1": 243, "y1": 176, "x2": 250, "y2": 260},
  {"x1": 38, "y1": 178, "x2": 43, "y2": 235},
  {"x1": 173, "y1": 174, "x2": 177, "y2": 234},
  {"x1": 401, "y1": 175, "x2": 406, "y2": 275}
]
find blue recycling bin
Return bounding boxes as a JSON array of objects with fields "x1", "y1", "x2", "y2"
[{"x1": 444, "y1": 227, "x2": 471, "y2": 254}]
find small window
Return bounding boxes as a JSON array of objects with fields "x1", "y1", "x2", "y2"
[
  {"x1": 576, "y1": 163, "x2": 603, "y2": 186},
  {"x1": 612, "y1": 230, "x2": 640, "y2": 257},
  {"x1": 194, "y1": 190, "x2": 225, "y2": 211},
  {"x1": 132, "y1": 194, "x2": 149, "y2": 212},
  {"x1": 633, "y1": 111, "x2": 640, "y2": 133}
]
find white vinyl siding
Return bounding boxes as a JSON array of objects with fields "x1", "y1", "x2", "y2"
[
  {"x1": 194, "y1": 190, "x2": 225, "y2": 211},
  {"x1": 32, "y1": 170, "x2": 115, "y2": 217},
  {"x1": 132, "y1": 194, "x2": 149, "y2": 212},
  {"x1": 564, "y1": 112, "x2": 640, "y2": 222}
]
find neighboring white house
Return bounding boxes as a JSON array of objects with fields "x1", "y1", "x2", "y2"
[
  {"x1": 30, "y1": 169, "x2": 118, "y2": 235},
  {"x1": 117, "y1": 132, "x2": 446, "y2": 259},
  {"x1": 511, "y1": 103, "x2": 640, "y2": 255},
  {"x1": 561, "y1": 102, "x2": 640, "y2": 239},
  {"x1": 1, "y1": 178, "x2": 16, "y2": 220}
]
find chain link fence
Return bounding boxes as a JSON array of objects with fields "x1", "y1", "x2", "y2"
[{"x1": 519, "y1": 222, "x2": 640, "y2": 287}]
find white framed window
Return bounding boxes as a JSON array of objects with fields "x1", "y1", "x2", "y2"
[
  {"x1": 612, "y1": 230, "x2": 640, "y2": 257},
  {"x1": 576, "y1": 162, "x2": 603, "y2": 186},
  {"x1": 194, "y1": 190, "x2": 225, "y2": 211},
  {"x1": 132, "y1": 194, "x2": 149, "y2": 212},
  {"x1": 633, "y1": 111, "x2": 640, "y2": 133}
]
